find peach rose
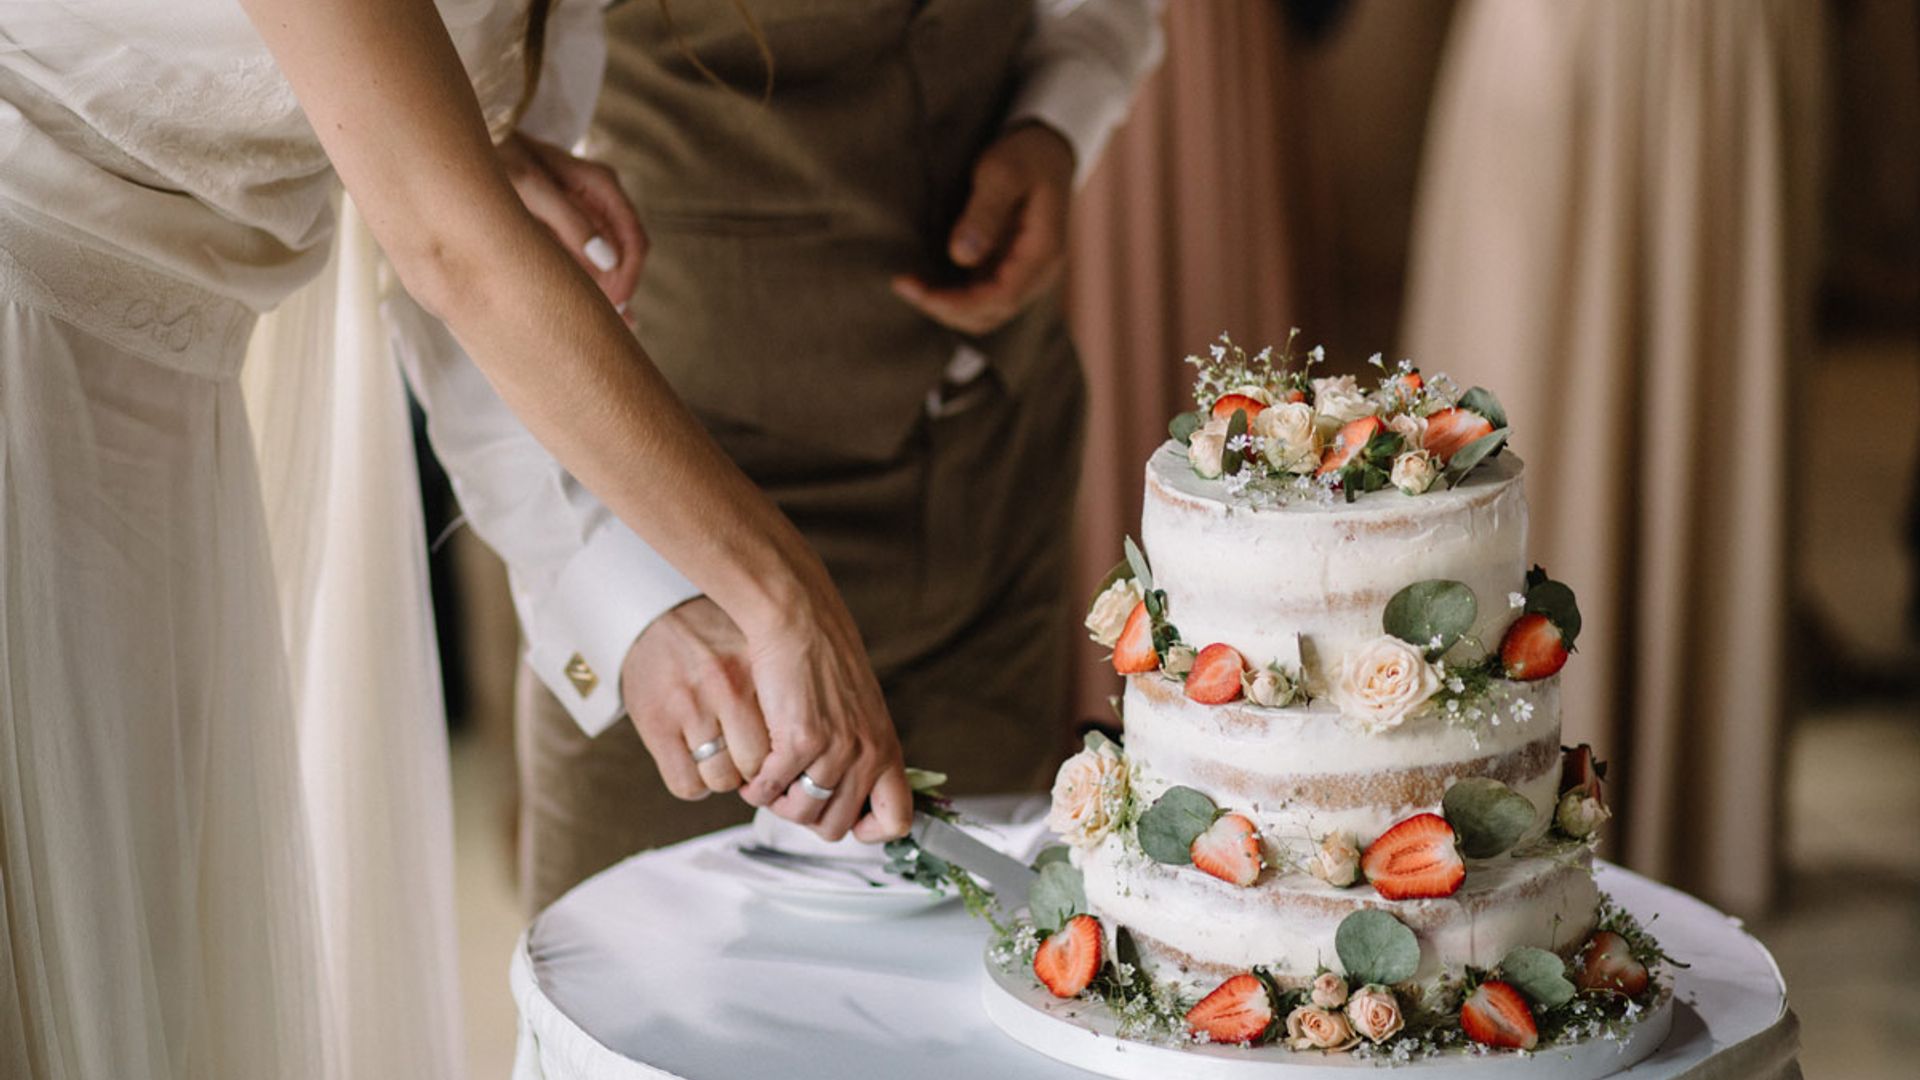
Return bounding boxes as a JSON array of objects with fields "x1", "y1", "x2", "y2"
[
  {"x1": 1311, "y1": 972, "x2": 1349, "y2": 1009},
  {"x1": 1332, "y1": 636, "x2": 1441, "y2": 732},
  {"x1": 1084, "y1": 577, "x2": 1143, "y2": 648},
  {"x1": 1556, "y1": 789, "x2": 1611, "y2": 839},
  {"x1": 1386, "y1": 411, "x2": 1428, "y2": 453},
  {"x1": 1390, "y1": 449, "x2": 1440, "y2": 495},
  {"x1": 1285, "y1": 1005, "x2": 1361, "y2": 1052},
  {"x1": 1311, "y1": 375, "x2": 1375, "y2": 428},
  {"x1": 1046, "y1": 743, "x2": 1129, "y2": 848},
  {"x1": 1188, "y1": 417, "x2": 1230, "y2": 479},
  {"x1": 1253, "y1": 401, "x2": 1321, "y2": 475},
  {"x1": 1345, "y1": 985, "x2": 1405, "y2": 1044},
  {"x1": 1308, "y1": 831, "x2": 1361, "y2": 888},
  {"x1": 1246, "y1": 665, "x2": 1300, "y2": 709}
]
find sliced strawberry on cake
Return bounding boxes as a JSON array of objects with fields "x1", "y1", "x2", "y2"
[
  {"x1": 1421, "y1": 407, "x2": 1495, "y2": 464},
  {"x1": 1460, "y1": 980, "x2": 1539, "y2": 1050},
  {"x1": 1186, "y1": 972, "x2": 1279, "y2": 1045},
  {"x1": 1499, "y1": 612, "x2": 1569, "y2": 681},
  {"x1": 1183, "y1": 643, "x2": 1246, "y2": 704},
  {"x1": 1191, "y1": 813, "x2": 1263, "y2": 887},
  {"x1": 1033, "y1": 914, "x2": 1104, "y2": 999},
  {"x1": 1574, "y1": 931, "x2": 1650, "y2": 997},
  {"x1": 1111, "y1": 601, "x2": 1159, "y2": 675},
  {"x1": 1316, "y1": 415, "x2": 1385, "y2": 476},
  {"x1": 1210, "y1": 393, "x2": 1268, "y2": 423},
  {"x1": 1361, "y1": 813, "x2": 1465, "y2": 899}
]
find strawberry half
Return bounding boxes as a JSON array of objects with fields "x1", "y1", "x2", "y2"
[
  {"x1": 1317, "y1": 415, "x2": 1386, "y2": 476},
  {"x1": 1186, "y1": 972, "x2": 1278, "y2": 1045},
  {"x1": 1460, "y1": 980, "x2": 1539, "y2": 1050},
  {"x1": 1211, "y1": 393, "x2": 1268, "y2": 423},
  {"x1": 1500, "y1": 612, "x2": 1569, "y2": 681},
  {"x1": 1111, "y1": 601, "x2": 1159, "y2": 675},
  {"x1": 1423, "y1": 407, "x2": 1496, "y2": 463},
  {"x1": 1361, "y1": 813, "x2": 1465, "y2": 899},
  {"x1": 1033, "y1": 914, "x2": 1104, "y2": 999},
  {"x1": 1191, "y1": 813, "x2": 1263, "y2": 887},
  {"x1": 1184, "y1": 643, "x2": 1246, "y2": 704},
  {"x1": 1397, "y1": 369, "x2": 1425, "y2": 393},
  {"x1": 1282, "y1": 388, "x2": 1308, "y2": 403},
  {"x1": 1561, "y1": 743, "x2": 1605, "y2": 797},
  {"x1": 1574, "y1": 931, "x2": 1649, "y2": 997}
]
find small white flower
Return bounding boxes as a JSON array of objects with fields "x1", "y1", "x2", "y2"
[
  {"x1": 1448, "y1": 677, "x2": 1466, "y2": 694},
  {"x1": 1509, "y1": 592, "x2": 1527, "y2": 609},
  {"x1": 1427, "y1": 634, "x2": 1445, "y2": 651}
]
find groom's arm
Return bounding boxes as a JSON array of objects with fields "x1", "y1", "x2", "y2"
[{"x1": 1008, "y1": 0, "x2": 1168, "y2": 188}]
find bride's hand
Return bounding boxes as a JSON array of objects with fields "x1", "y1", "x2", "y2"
[
  {"x1": 736, "y1": 571, "x2": 913, "y2": 844},
  {"x1": 497, "y1": 132, "x2": 645, "y2": 318}
]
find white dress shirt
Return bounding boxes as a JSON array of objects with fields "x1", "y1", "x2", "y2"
[{"x1": 393, "y1": 0, "x2": 1165, "y2": 736}]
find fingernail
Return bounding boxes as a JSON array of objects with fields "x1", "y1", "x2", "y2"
[
  {"x1": 615, "y1": 301, "x2": 627, "y2": 315},
  {"x1": 953, "y1": 230, "x2": 984, "y2": 263},
  {"x1": 584, "y1": 235, "x2": 618, "y2": 272}
]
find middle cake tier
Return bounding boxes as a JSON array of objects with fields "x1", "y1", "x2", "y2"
[{"x1": 1121, "y1": 673, "x2": 1564, "y2": 852}]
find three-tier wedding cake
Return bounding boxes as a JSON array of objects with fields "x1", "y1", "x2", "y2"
[{"x1": 1003, "y1": 335, "x2": 1671, "y2": 1064}]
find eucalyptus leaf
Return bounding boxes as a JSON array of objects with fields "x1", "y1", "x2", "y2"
[
  {"x1": 1500, "y1": 946, "x2": 1576, "y2": 1007},
  {"x1": 1032, "y1": 844, "x2": 1073, "y2": 871},
  {"x1": 1029, "y1": 861, "x2": 1087, "y2": 934},
  {"x1": 1136, "y1": 786, "x2": 1219, "y2": 865},
  {"x1": 1458, "y1": 387, "x2": 1509, "y2": 430},
  {"x1": 1335, "y1": 909, "x2": 1421, "y2": 986},
  {"x1": 1091, "y1": 558, "x2": 1132, "y2": 603},
  {"x1": 1524, "y1": 580, "x2": 1583, "y2": 648},
  {"x1": 1114, "y1": 925, "x2": 1143, "y2": 970},
  {"x1": 1444, "y1": 428, "x2": 1509, "y2": 488},
  {"x1": 1083, "y1": 729, "x2": 1119, "y2": 754},
  {"x1": 1123, "y1": 536, "x2": 1154, "y2": 594},
  {"x1": 1442, "y1": 777, "x2": 1537, "y2": 859},
  {"x1": 1221, "y1": 407, "x2": 1250, "y2": 475},
  {"x1": 1382, "y1": 580, "x2": 1478, "y2": 656},
  {"x1": 1169, "y1": 409, "x2": 1205, "y2": 444}
]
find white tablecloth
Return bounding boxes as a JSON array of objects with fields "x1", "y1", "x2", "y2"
[{"x1": 510, "y1": 807, "x2": 1800, "y2": 1080}]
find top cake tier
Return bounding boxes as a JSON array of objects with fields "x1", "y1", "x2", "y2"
[{"x1": 1141, "y1": 441, "x2": 1528, "y2": 690}]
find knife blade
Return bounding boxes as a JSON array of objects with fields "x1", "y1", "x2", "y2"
[{"x1": 909, "y1": 812, "x2": 1039, "y2": 914}]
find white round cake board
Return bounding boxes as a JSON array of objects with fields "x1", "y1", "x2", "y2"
[{"x1": 982, "y1": 955, "x2": 1672, "y2": 1080}]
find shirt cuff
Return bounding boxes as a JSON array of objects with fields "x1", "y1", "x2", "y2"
[
  {"x1": 1006, "y1": 55, "x2": 1140, "y2": 189},
  {"x1": 523, "y1": 522, "x2": 703, "y2": 737}
]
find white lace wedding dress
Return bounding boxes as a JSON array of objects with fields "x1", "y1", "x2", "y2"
[{"x1": 0, "y1": 3, "x2": 529, "y2": 1077}]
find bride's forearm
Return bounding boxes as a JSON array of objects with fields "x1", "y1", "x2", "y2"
[{"x1": 240, "y1": 0, "x2": 822, "y2": 636}]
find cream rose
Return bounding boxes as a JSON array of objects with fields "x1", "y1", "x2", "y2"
[
  {"x1": 1084, "y1": 577, "x2": 1143, "y2": 647},
  {"x1": 1390, "y1": 449, "x2": 1440, "y2": 495},
  {"x1": 1311, "y1": 375, "x2": 1376, "y2": 429},
  {"x1": 1345, "y1": 985, "x2": 1405, "y2": 1044},
  {"x1": 1162, "y1": 643, "x2": 1197, "y2": 677},
  {"x1": 1253, "y1": 401, "x2": 1321, "y2": 475},
  {"x1": 1308, "y1": 831, "x2": 1361, "y2": 888},
  {"x1": 1311, "y1": 972, "x2": 1349, "y2": 1010},
  {"x1": 1188, "y1": 417, "x2": 1230, "y2": 479},
  {"x1": 1386, "y1": 411, "x2": 1428, "y2": 453},
  {"x1": 1556, "y1": 789, "x2": 1611, "y2": 839},
  {"x1": 1246, "y1": 665, "x2": 1299, "y2": 709},
  {"x1": 1046, "y1": 743, "x2": 1129, "y2": 848},
  {"x1": 1285, "y1": 1005, "x2": 1361, "y2": 1052},
  {"x1": 1332, "y1": 636, "x2": 1441, "y2": 732}
]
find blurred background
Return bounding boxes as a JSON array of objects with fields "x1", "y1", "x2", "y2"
[{"x1": 438, "y1": 1, "x2": 1918, "y2": 1075}]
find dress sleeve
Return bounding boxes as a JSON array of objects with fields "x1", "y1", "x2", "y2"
[{"x1": 1007, "y1": 0, "x2": 1168, "y2": 186}]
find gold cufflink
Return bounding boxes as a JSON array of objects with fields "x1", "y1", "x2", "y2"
[{"x1": 564, "y1": 652, "x2": 599, "y2": 697}]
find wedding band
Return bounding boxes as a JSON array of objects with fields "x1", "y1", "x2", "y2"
[
  {"x1": 690, "y1": 736, "x2": 727, "y2": 764},
  {"x1": 796, "y1": 772, "x2": 835, "y2": 802}
]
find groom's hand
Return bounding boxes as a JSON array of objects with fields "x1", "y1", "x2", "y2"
[
  {"x1": 620, "y1": 598, "x2": 771, "y2": 801},
  {"x1": 890, "y1": 122, "x2": 1075, "y2": 336},
  {"x1": 498, "y1": 132, "x2": 646, "y2": 325}
]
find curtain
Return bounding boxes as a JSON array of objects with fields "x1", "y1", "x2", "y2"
[
  {"x1": 1401, "y1": 0, "x2": 1826, "y2": 918},
  {"x1": 1066, "y1": 0, "x2": 1303, "y2": 731}
]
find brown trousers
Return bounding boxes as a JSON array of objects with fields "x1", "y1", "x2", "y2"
[{"x1": 516, "y1": 363, "x2": 1084, "y2": 914}]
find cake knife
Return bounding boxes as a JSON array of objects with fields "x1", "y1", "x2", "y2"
[{"x1": 909, "y1": 812, "x2": 1038, "y2": 914}]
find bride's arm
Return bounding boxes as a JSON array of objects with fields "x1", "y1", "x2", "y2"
[{"x1": 239, "y1": 0, "x2": 910, "y2": 841}]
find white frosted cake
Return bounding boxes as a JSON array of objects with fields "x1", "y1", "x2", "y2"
[{"x1": 999, "y1": 336, "x2": 1671, "y2": 1063}]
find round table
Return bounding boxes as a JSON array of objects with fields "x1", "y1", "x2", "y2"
[{"x1": 510, "y1": 815, "x2": 1800, "y2": 1080}]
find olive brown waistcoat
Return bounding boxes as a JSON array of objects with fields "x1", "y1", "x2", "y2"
[{"x1": 591, "y1": 0, "x2": 1067, "y2": 461}]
